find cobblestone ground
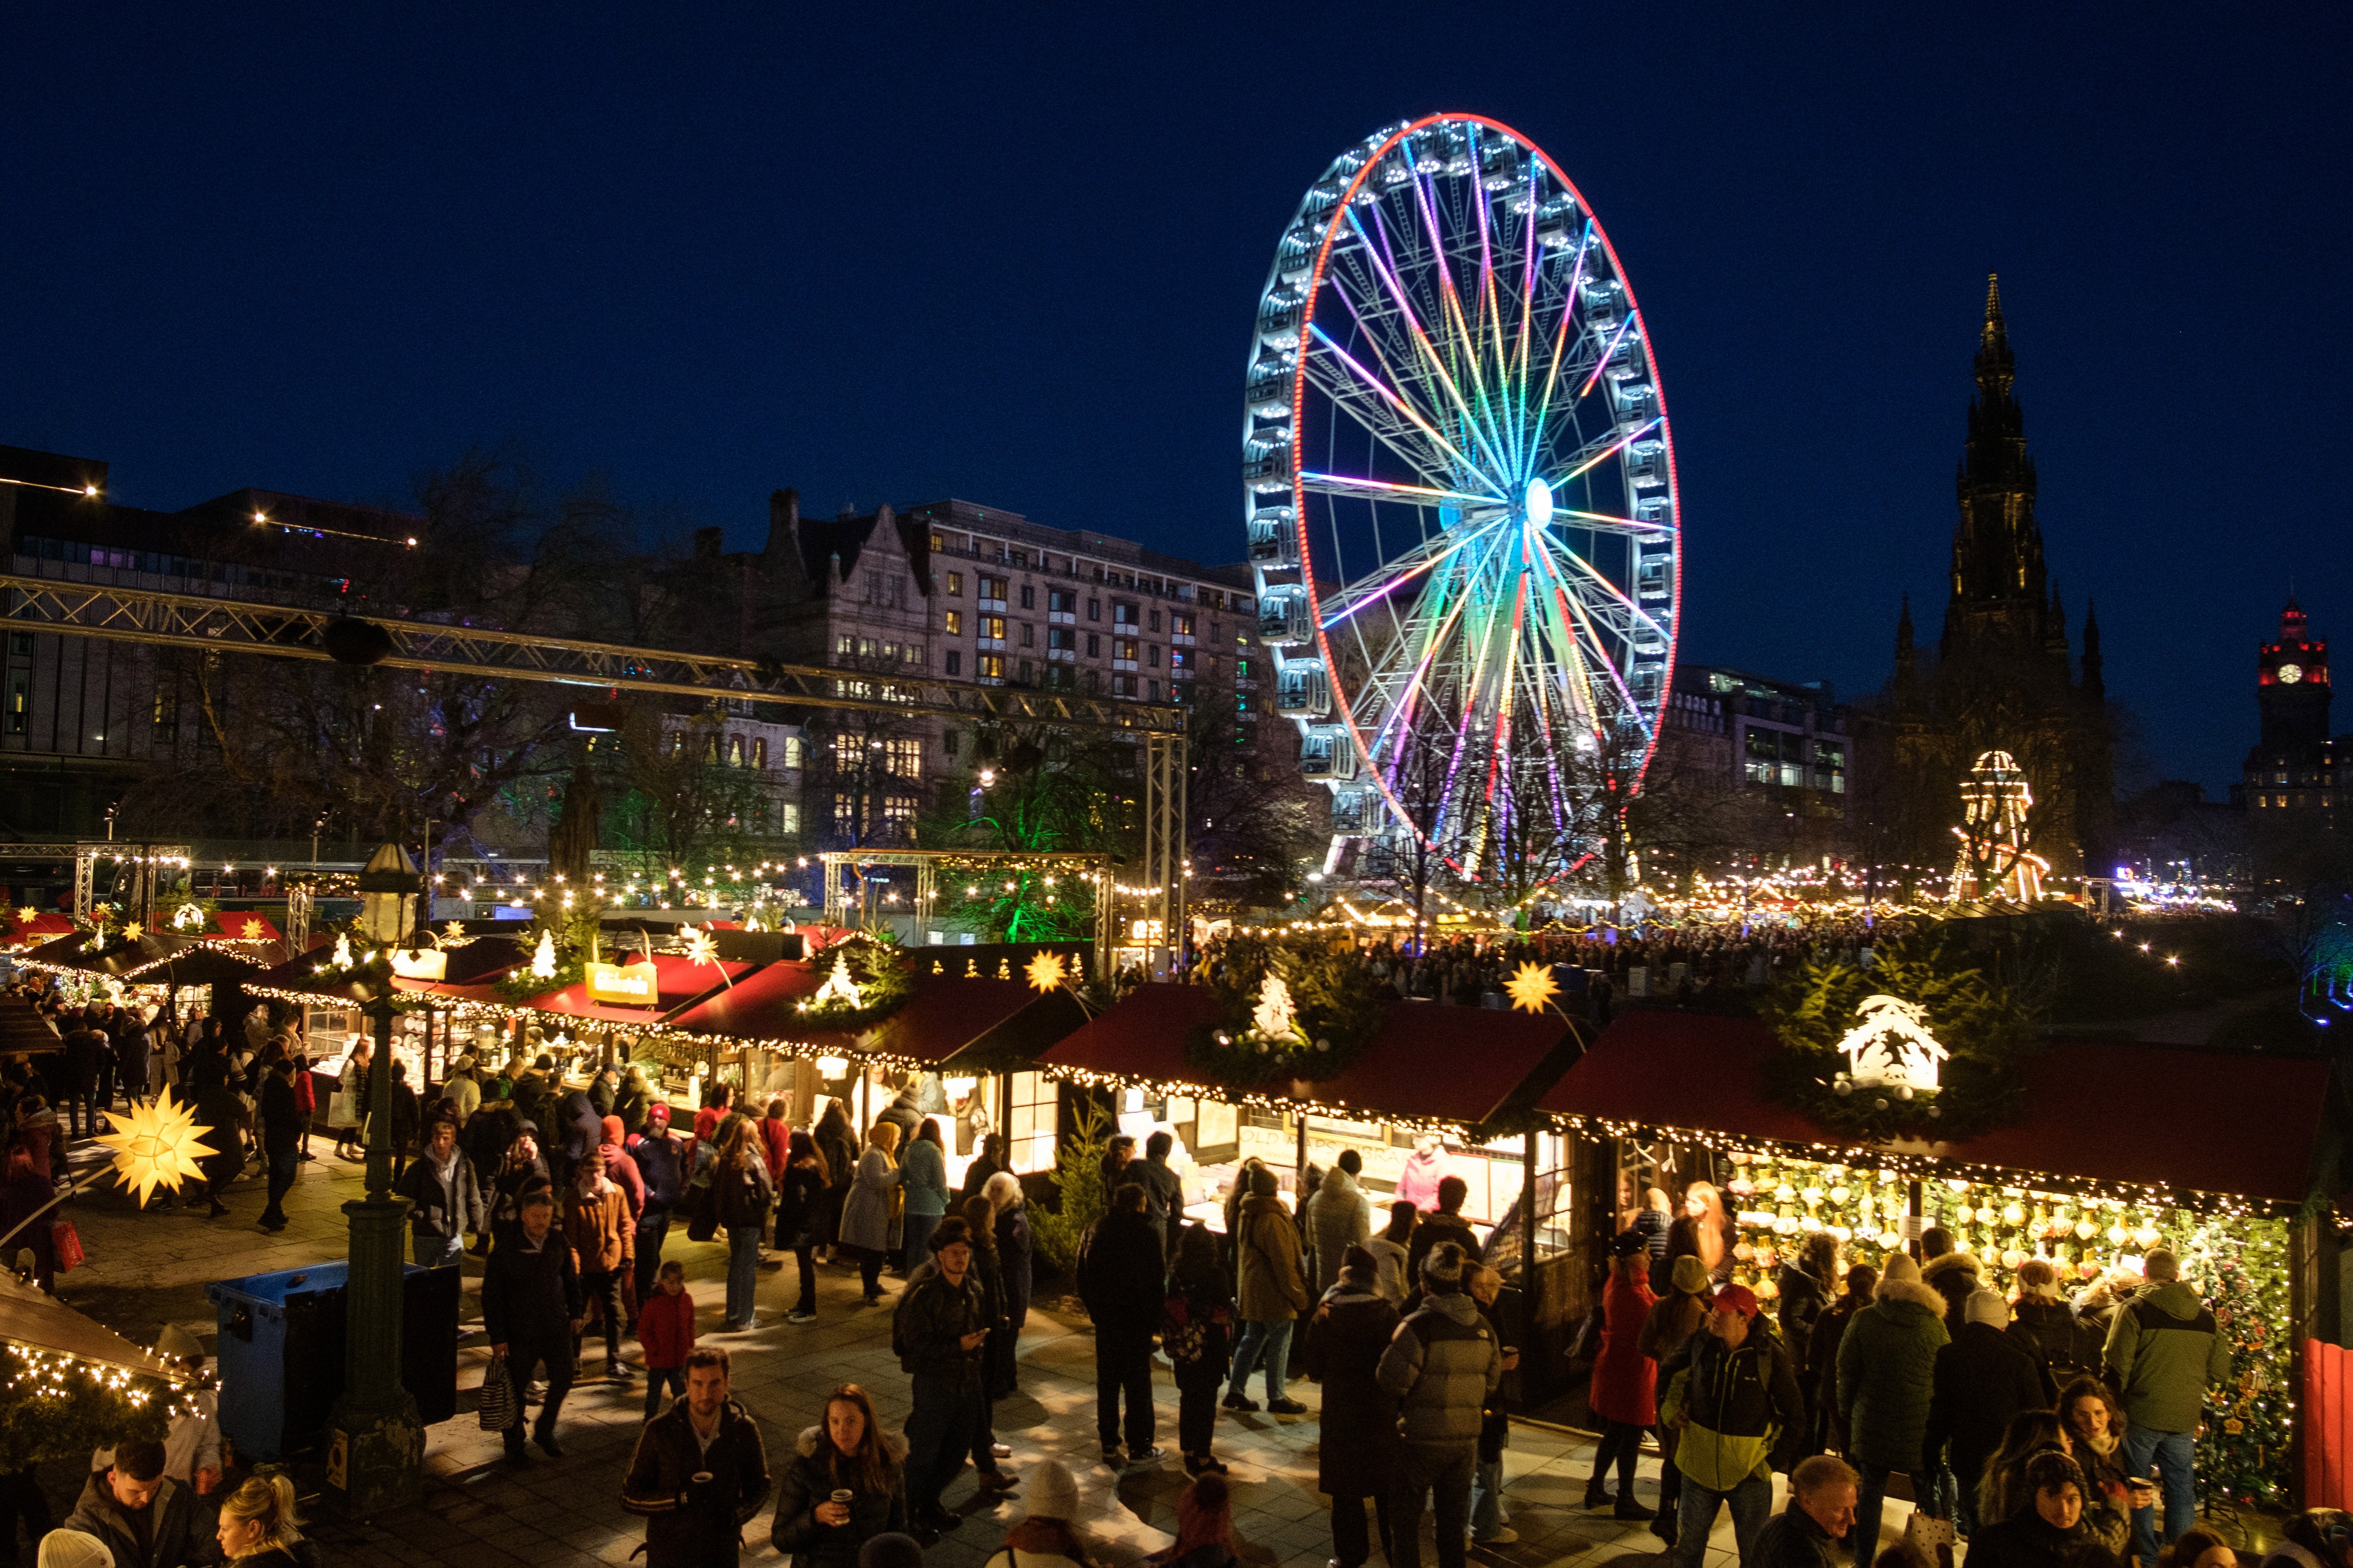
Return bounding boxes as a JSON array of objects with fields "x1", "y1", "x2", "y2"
[{"x1": 29, "y1": 1131, "x2": 1840, "y2": 1568}]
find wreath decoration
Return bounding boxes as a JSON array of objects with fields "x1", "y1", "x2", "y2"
[
  {"x1": 794, "y1": 930, "x2": 915, "y2": 1030},
  {"x1": 1759, "y1": 933, "x2": 2042, "y2": 1142},
  {"x1": 1184, "y1": 934, "x2": 1386, "y2": 1090}
]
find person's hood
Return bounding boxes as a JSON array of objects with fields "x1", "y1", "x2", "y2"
[
  {"x1": 1871, "y1": 1278, "x2": 1950, "y2": 1316},
  {"x1": 1323, "y1": 1269, "x2": 1382, "y2": 1306},
  {"x1": 1774, "y1": 1260, "x2": 1825, "y2": 1293},
  {"x1": 1416, "y1": 1290, "x2": 1481, "y2": 1327},
  {"x1": 71, "y1": 1470, "x2": 176, "y2": 1519},
  {"x1": 1923, "y1": 1251, "x2": 1984, "y2": 1285},
  {"x1": 2011, "y1": 1293, "x2": 2074, "y2": 1322},
  {"x1": 1239, "y1": 1193, "x2": 1289, "y2": 1219},
  {"x1": 796, "y1": 1422, "x2": 910, "y2": 1463},
  {"x1": 19, "y1": 1107, "x2": 56, "y2": 1130},
  {"x1": 1317, "y1": 1167, "x2": 1360, "y2": 1200},
  {"x1": 2136, "y1": 1278, "x2": 2206, "y2": 1320}
]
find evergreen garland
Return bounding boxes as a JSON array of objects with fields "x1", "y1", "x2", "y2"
[
  {"x1": 795, "y1": 931, "x2": 915, "y2": 1030},
  {"x1": 1759, "y1": 933, "x2": 2042, "y2": 1140},
  {"x1": 1184, "y1": 933, "x2": 1386, "y2": 1089},
  {"x1": 0, "y1": 1347, "x2": 176, "y2": 1470}
]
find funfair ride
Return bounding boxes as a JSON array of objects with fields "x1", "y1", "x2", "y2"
[{"x1": 1243, "y1": 115, "x2": 1681, "y2": 885}]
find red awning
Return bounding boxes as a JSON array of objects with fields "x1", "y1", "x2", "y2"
[
  {"x1": 1539, "y1": 1008, "x2": 2334, "y2": 1207},
  {"x1": 1038, "y1": 985, "x2": 1577, "y2": 1131},
  {"x1": 3, "y1": 913, "x2": 77, "y2": 943},
  {"x1": 518, "y1": 952, "x2": 750, "y2": 1025},
  {"x1": 663, "y1": 965, "x2": 1081, "y2": 1068}
]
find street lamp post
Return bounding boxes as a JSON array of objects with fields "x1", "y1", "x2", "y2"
[{"x1": 325, "y1": 842, "x2": 425, "y2": 1516}]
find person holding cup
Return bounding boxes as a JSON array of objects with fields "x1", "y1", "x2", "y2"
[
  {"x1": 621, "y1": 1346, "x2": 773, "y2": 1566},
  {"x1": 772, "y1": 1383, "x2": 910, "y2": 1568}
]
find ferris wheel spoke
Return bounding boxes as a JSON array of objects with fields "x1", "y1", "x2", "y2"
[
  {"x1": 1303, "y1": 328, "x2": 1483, "y2": 483},
  {"x1": 1342, "y1": 209, "x2": 1516, "y2": 484},
  {"x1": 1318, "y1": 513, "x2": 1510, "y2": 629}
]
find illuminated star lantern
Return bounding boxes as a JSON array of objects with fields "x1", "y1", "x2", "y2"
[
  {"x1": 1505, "y1": 962, "x2": 1561, "y2": 1016},
  {"x1": 684, "y1": 925, "x2": 736, "y2": 988},
  {"x1": 239, "y1": 917, "x2": 266, "y2": 941},
  {"x1": 122, "y1": 922, "x2": 143, "y2": 942},
  {"x1": 1836, "y1": 994, "x2": 1949, "y2": 1094},
  {"x1": 811, "y1": 951, "x2": 864, "y2": 1010},
  {"x1": 1025, "y1": 950, "x2": 1067, "y2": 994},
  {"x1": 443, "y1": 921, "x2": 467, "y2": 942},
  {"x1": 331, "y1": 932, "x2": 355, "y2": 970},
  {"x1": 529, "y1": 930, "x2": 558, "y2": 980},
  {"x1": 12, "y1": 906, "x2": 37, "y2": 926},
  {"x1": 95, "y1": 1093, "x2": 216, "y2": 1207}
]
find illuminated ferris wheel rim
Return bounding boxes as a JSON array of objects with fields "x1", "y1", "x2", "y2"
[{"x1": 1243, "y1": 112, "x2": 1684, "y2": 871}]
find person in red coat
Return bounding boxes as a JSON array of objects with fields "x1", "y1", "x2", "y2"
[
  {"x1": 1585, "y1": 1230, "x2": 1659, "y2": 1519},
  {"x1": 636, "y1": 1259, "x2": 698, "y2": 1421}
]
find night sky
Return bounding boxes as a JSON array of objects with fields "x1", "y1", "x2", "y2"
[{"x1": 5, "y1": 4, "x2": 2347, "y2": 794}]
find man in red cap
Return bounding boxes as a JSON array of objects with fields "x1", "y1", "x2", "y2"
[{"x1": 1659, "y1": 1281, "x2": 1804, "y2": 1568}]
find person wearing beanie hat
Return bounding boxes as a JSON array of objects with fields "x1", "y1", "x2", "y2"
[
  {"x1": 1926, "y1": 1287, "x2": 2049, "y2": 1533},
  {"x1": 1376, "y1": 1241, "x2": 1502, "y2": 1568},
  {"x1": 1656, "y1": 1273, "x2": 1803, "y2": 1568},
  {"x1": 627, "y1": 1101, "x2": 687, "y2": 1309},
  {"x1": 1834, "y1": 1253, "x2": 1950, "y2": 1568},
  {"x1": 981, "y1": 1459, "x2": 1092, "y2": 1568},
  {"x1": 444, "y1": 1055, "x2": 481, "y2": 1127},
  {"x1": 91, "y1": 1326, "x2": 221, "y2": 1493},
  {"x1": 1306, "y1": 1235, "x2": 1400, "y2": 1566},
  {"x1": 35, "y1": 1530, "x2": 111, "y2": 1568},
  {"x1": 2105, "y1": 1248, "x2": 2229, "y2": 1564},
  {"x1": 1637, "y1": 1248, "x2": 1718, "y2": 1545},
  {"x1": 896, "y1": 1215, "x2": 993, "y2": 1538},
  {"x1": 1224, "y1": 1164, "x2": 1309, "y2": 1416}
]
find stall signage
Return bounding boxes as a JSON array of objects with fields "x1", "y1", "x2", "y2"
[
  {"x1": 388, "y1": 948, "x2": 447, "y2": 981},
  {"x1": 585, "y1": 961, "x2": 658, "y2": 1007}
]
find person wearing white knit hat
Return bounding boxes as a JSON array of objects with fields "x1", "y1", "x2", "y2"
[
  {"x1": 980, "y1": 1459, "x2": 1092, "y2": 1568},
  {"x1": 35, "y1": 1529, "x2": 111, "y2": 1568},
  {"x1": 1926, "y1": 1288, "x2": 2048, "y2": 1534}
]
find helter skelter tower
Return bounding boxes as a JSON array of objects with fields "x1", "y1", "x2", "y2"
[{"x1": 1951, "y1": 749, "x2": 2046, "y2": 902}]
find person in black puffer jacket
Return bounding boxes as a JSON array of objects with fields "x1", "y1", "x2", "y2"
[
  {"x1": 769, "y1": 1383, "x2": 907, "y2": 1568},
  {"x1": 774, "y1": 1128, "x2": 830, "y2": 1324},
  {"x1": 1926, "y1": 1290, "x2": 2051, "y2": 1535},
  {"x1": 630, "y1": 1104, "x2": 686, "y2": 1307}
]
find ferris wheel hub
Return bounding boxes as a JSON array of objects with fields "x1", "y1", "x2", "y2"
[{"x1": 1523, "y1": 477, "x2": 1555, "y2": 528}]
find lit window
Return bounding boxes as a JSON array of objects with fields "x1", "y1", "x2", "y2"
[
  {"x1": 944, "y1": 610, "x2": 962, "y2": 635},
  {"x1": 977, "y1": 654, "x2": 1005, "y2": 679},
  {"x1": 947, "y1": 572, "x2": 964, "y2": 597}
]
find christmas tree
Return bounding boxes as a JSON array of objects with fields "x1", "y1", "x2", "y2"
[{"x1": 2161, "y1": 1213, "x2": 2289, "y2": 1510}]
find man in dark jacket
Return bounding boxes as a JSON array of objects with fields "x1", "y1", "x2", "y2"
[
  {"x1": 394, "y1": 1115, "x2": 488, "y2": 1267},
  {"x1": 893, "y1": 1215, "x2": 991, "y2": 1539},
  {"x1": 62, "y1": 1440, "x2": 202, "y2": 1568},
  {"x1": 1308, "y1": 1245, "x2": 1402, "y2": 1568},
  {"x1": 1376, "y1": 1242, "x2": 1502, "y2": 1568},
  {"x1": 1835, "y1": 1253, "x2": 1949, "y2": 1568},
  {"x1": 1663, "y1": 1283, "x2": 1806, "y2": 1568},
  {"x1": 1122, "y1": 1129, "x2": 1184, "y2": 1257},
  {"x1": 552, "y1": 1087, "x2": 601, "y2": 1192},
  {"x1": 59, "y1": 1016, "x2": 100, "y2": 1138},
  {"x1": 484, "y1": 1188, "x2": 583, "y2": 1463},
  {"x1": 1754, "y1": 1455, "x2": 1857, "y2": 1568},
  {"x1": 1926, "y1": 1290, "x2": 2047, "y2": 1533},
  {"x1": 630, "y1": 1103, "x2": 686, "y2": 1308},
  {"x1": 116, "y1": 1015, "x2": 151, "y2": 1107},
  {"x1": 1919, "y1": 1228, "x2": 1984, "y2": 1333},
  {"x1": 877, "y1": 1087, "x2": 921, "y2": 1148},
  {"x1": 1079, "y1": 1182, "x2": 1169, "y2": 1466},
  {"x1": 256, "y1": 1055, "x2": 306, "y2": 1232},
  {"x1": 621, "y1": 1346, "x2": 771, "y2": 1566},
  {"x1": 1404, "y1": 1175, "x2": 1481, "y2": 1285}
]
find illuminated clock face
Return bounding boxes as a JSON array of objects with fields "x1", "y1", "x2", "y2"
[{"x1": 2278, "y1": 663, "x2": 2304, "y2": 684}]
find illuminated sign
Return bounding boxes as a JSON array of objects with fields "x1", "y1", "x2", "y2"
[{"x1": 585, "y1": 961, "x2": 658, "y2": 1007}]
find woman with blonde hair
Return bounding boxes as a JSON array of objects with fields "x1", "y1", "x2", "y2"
[
  {"x1": 838, "y1": 1121, "x2": 903, "y2": 1305},
  {"x1": 214, "y1": 1472, "x2": 310, "y2": 1566}
]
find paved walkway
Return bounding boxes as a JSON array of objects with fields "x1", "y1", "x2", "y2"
[{"x1": 36, "y1": 1132, "x2": 1826, "y2": 1568}]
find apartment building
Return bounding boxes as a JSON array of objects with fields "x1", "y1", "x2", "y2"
[{"x1": 1675, "y1": 663, "x2": 1851, "y2": 813}]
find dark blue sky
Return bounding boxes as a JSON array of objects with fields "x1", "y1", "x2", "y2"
[{"x1": 5, "y1": 4, "x2": 2347, "y2": 793}]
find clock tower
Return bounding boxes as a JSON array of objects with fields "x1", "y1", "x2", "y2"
[{"x1": 2258, "y1": 597, "x2": 2331, "y2": 753}]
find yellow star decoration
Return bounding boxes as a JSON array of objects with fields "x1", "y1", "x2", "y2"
[
  {"x1": 443, "y1": 921, "x2": 468, "y2": 941},
  {"x1": 240, "y1": 917, "x2": 267, "y2": 940},
  {"x1": 1504, "y1": 962, "x2": 1561, "y2": 1016},
  {"x1": 122, "y1": 922, "x2": 143, "y2": 941},
  {"x1": 94, "y1": 1093, "x2": 216, "y2": 1206},
  {"x1": 682, "y1": 926, "x2": 720, "y2": 968},
  {"x1": 1024, "y1": 950, "x2": 1067, "y2": 994},
  {"x1": 14, "y1": 906, "x2": 38, "y2": 925}
]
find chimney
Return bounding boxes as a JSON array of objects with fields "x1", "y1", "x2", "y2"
[
  {"x1": 694, "y1": 526, "x2": 722, "y2": 561},
  {"x1": 765, "y1": 488, "x2": 800, "y2": 556}
]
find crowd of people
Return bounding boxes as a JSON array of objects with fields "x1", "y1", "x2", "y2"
[
  {"x1": 1187, "y1": 911, "x2": 1918, "y2": 1018},
  {"x1": 0, "y1": 968, "x2": 2330, "y2": 1568}
]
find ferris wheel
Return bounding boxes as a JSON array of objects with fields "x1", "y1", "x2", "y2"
[{"x1": 1243, "y1": 114, "x2": 1682, "y2": 882}]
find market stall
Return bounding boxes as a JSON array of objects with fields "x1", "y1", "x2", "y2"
[
  {"x1": 1036, "y1": 983, "x2": 1581, "y2": 1252},
  {"x1": 659, "y1": 943, "x2": 1092, "y2": 1188},
  {"x1": 17, "y1": 931, "x2": 264, "y2": 1021},
  {"x1": 1539, "y1": 1006, "x2": 2337, "y2": 1512}
]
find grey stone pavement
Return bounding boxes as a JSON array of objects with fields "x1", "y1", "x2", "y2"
[{"x1": 36, "y1": 1131, "x2": 1867, "y2": 1568}]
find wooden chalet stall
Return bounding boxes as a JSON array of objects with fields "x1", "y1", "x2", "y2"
[
  {"x1": 658, "y1": 942, "x2": 1094, "y2": 1188},
  {"x1": 1037, "y1": 986, "x2": 1583, "y2": 1365},
  {"x1": 1541, "y1": 1007, "x2": 2341, "y2": 1510}
]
